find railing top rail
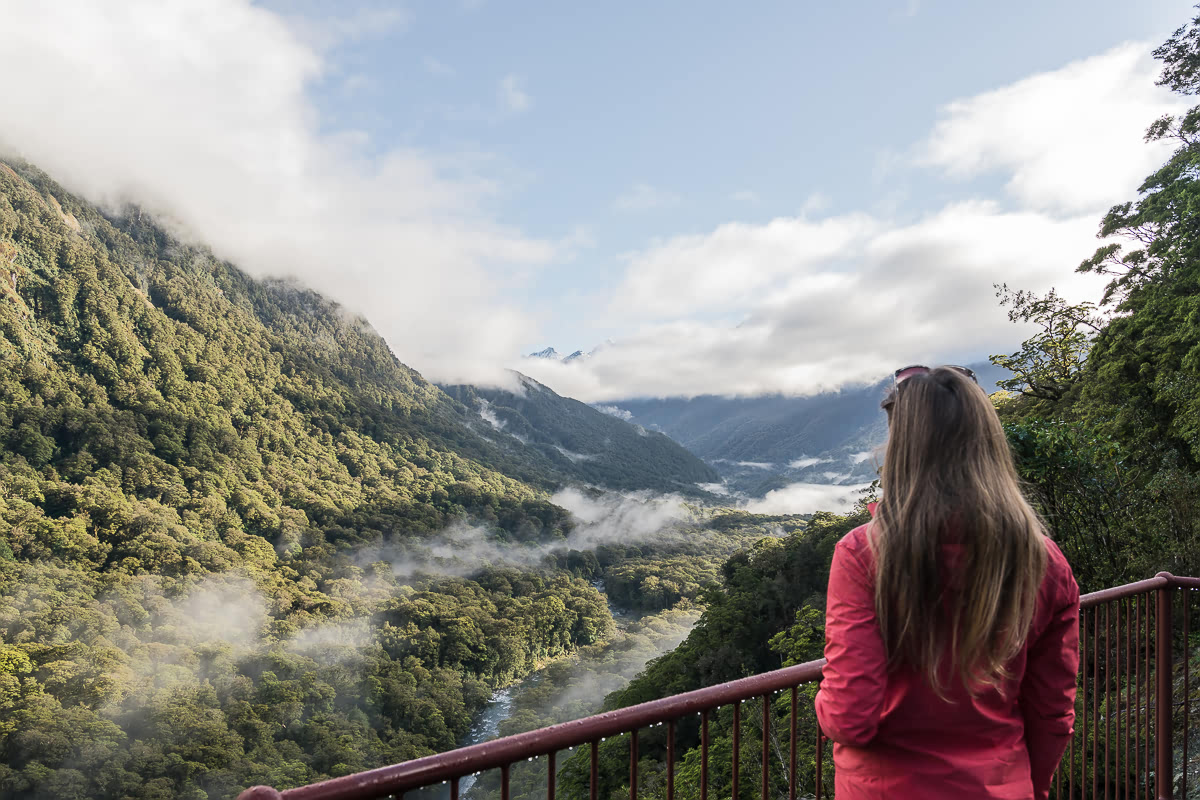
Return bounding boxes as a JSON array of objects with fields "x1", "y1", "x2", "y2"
[
  {"x1": 1079, "y1": 574, "x2": 1171, "y2": 609},
  {"x1": 266, "y1": 658, "x2": 826, "y2": 800},
  {"x1": 238, "y1": 573, "x2": 1200, "y2": 800},
  {"x1": 1167, "y1": 573, "x2": 1200, "y2": 590}
]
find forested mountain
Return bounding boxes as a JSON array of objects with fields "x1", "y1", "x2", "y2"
[
  {"x1": 0, "y1": 160, "x2": 784, "y2": 800},
  {"x1": 442, "y1": 376, "x2": 719, "y2": 494},
  {"x1": 608, "y1": 363, "x2": 1007, "y2": 494}
]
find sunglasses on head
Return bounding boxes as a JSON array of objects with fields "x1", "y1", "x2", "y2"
[{"x1": 893, "y1": 364, "x2": 977, "y2": 386}]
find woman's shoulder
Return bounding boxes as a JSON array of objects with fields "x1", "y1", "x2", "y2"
[
  {"x1": 1041, "y1": 535, "x2": 1073, "y2": 574},
  {"x1": 836, "y1": 522, "x2": 875, "y2": 559},
  {"x1": 1040, "y1": 534, "x2": 1080, "y2": 601}
]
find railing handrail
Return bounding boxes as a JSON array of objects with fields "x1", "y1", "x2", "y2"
[
  {"x1": 239, "y1": 572, "x2": 1199, "y2": 800},
  {"x1": 264, "y1": 659, "x2": 827, "y2": 800},
  {"x1": 1080, "y1": 574, "x2": 1171, "y2": 609}
]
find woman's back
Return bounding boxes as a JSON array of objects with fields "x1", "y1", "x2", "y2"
[
  {"x1": 813, "y1": 366, "x2": 1080, "y2": 800},
  {"x1": 815, "y1": 516, "x2": 1080, "y2": 800}
]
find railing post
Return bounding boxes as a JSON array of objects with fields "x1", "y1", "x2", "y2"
[{"x1": 1156, "y1": 573, "x2": 1174, "y2": 799}]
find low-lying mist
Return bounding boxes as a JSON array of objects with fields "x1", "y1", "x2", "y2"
[
  {"x1": 743, "y1": 481, "x2": 873, "y2": 516},
  {"x1": 354, "y1": 488, "x2": 700, "y2": 582}
]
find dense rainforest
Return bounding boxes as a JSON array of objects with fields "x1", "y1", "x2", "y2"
[{"x1": 0, "y1": 160, "x2": 799, "y2": 800}]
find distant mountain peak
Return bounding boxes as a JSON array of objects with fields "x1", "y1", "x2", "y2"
[{"x1": 524, "y1": 346, "x2": 591, "y2": 363}]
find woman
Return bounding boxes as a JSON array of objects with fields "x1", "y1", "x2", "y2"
[{"x1": 814, "y1": 365, "x2": 1080, "y2": 800}]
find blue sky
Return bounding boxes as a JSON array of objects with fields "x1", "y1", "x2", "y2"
[
  {"x1": 1, "y1": 0, "x2": 1195, "y2": 399},
  {"x1": 298, "y1": 0, "x2": 1190, "y2": 348}
]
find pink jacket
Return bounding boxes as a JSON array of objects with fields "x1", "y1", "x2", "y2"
[{"x1": 814, "y1": 513, "x2": 1080, "y2": 800}]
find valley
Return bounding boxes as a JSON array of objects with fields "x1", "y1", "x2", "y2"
[
  {"x1": 0, "y1": 160, "x2": 808, "y2": 799},
  {"x1": 5, "y1": 16, "x2": 1200, "y2": 796},
  {"x1": 9, "y1": 5, "x2": 1200, "y2": 800}
]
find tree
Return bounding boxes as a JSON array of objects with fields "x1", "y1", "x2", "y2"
[{"x1": 988, "y1": 285, "x2": 1102, "y2": 404}]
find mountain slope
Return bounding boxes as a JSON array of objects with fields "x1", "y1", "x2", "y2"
[
  {"x1": 610, "y1": 364, "x2": 1008, "y2": 492},
  {"x1": 0, "y1": 160, "x2": 578, "y2": 545},
  {"x1": 0, "y1": 160, "x2": 743, "y2": 800},
  {"x1": 442, "y1": 374, "x2": 720, "y2": 493}
]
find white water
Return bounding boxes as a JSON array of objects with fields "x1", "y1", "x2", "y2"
[{"x1": 457, "y1": 687, "x2": 515, "y2": 794}]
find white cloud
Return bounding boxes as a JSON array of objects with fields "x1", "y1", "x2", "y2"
[
  {"x1": 283, "y1": 5, "x2": 409, "y2": 51},
  {"x1": 736, "y1": 461, "x2": 774, "y2": 470},
  {"x1": 611, "y1": 213, "x2": 876, "y2": 319},
  {"x1": 789, "y1": 456, "x2": 832, "y2": 469},
  {"x1": 477, "y1": 399, "x2": 507, "y2": 431},
  {"x1": 800, "y1": 191, "x2": 830, "y2": 215},
  {"x1": 499, "y1": 74, "x2": 532, "y2": 113},
  {"x1": 615, "y1": 182, "x2": 681, "y2": 212},
  {"x1": 554, "y1": 445, "x2": 597, "y2": 463},
  {"x1": 0, "y1": 0, "x2": 554, "y2": 387},
  {"x1": 744, "y1": 482, "x2": 872, "y2": 515},
  {"x1": 521, "y1": 201, "x2": 1107, "y2": 401},
  {"x1": 593, "y1": 404, "x2": 634, "y2": 421},
  {"x1": 850, "y1": 450, "x2": 875, "y2": 464},
  {"x1": 919, "y1": 42, "x2": 1186, "y2": 214},
  {"x1": 551, "y1": 488, "x2": 691, "y2": 547}
]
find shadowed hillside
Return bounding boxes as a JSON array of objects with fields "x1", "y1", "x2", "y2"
[{"x1": 442, "y1": 375, "x2": 720, "y2": 495}]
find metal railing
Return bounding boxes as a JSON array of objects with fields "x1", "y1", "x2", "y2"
[{"x1": 237, "y1": 573, "x2": 1200, "y2": 800}]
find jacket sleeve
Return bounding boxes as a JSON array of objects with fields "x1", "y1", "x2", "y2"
[
  {"x1": 1020, "y1": 553, "x2": 1080, "y2": 800},
  {"x1": 814, "y1": 536, "x2": 888, "y2": 746}
]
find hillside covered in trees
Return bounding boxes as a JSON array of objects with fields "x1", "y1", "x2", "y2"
[{"x1": 0, "y1": 161, "x2": 795, "y2": 799}]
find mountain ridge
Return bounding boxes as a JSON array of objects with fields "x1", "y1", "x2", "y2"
[
  {"x1": 598, "y1": 363, "x2": 1009, "y2": 493},
  {"x1": 441, "y1": 371, "x2": 720, "y2": 494}
]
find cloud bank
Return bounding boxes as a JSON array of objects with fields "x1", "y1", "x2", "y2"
[
  {"x1": 744, "y1": 482, "x2": 873, "y2": 516},
  {"x1": 358, "y1": 490, "x2": 695, "y2": 581},
  {"x1": 919, "y1": 42, "x2": 1175, "y2": 215}
]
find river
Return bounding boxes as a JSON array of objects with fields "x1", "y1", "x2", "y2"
[{"x1": 456, "y1": 579, "x2": 632, "y2": 795}]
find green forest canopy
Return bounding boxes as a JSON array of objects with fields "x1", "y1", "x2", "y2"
[{"x1": 0, "y1": 159, "x2": 802, "y2": 799}]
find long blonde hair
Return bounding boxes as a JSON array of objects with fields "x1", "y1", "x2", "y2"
[{"x1": 872, "y1": 367, "x2": 1047, "y2": 697}]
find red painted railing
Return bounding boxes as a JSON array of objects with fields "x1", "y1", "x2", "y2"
[{"x1": 238, "y1": 573, "x2": 1200, "y2": 800}]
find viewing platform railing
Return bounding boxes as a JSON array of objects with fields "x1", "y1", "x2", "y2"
[{"x1": 238, "y1": 573, "x2": 1200, "y2": 800}]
